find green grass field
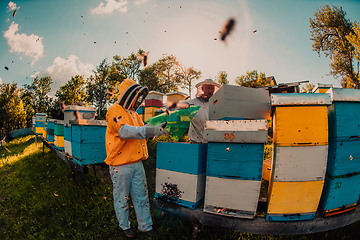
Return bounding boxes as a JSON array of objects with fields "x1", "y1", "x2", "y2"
[{"x1": 0, "y1": 135, "x2": 359, "y2": 239}]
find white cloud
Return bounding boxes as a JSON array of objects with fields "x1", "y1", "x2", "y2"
[
  {"x1": 135, "y1": 0, "x2": 150, "y2": 5},
  {"x1": 3, "y1": 22, "x2": 44, "y2": 67},
  {"x1": 30, "y1": 55, "x2": 95, "y2": 96},
  {"x1": 7, "y1": 1, "x2": 20, "y2": 11},
  {"x1": 91, "y1": 0, "x2": 128, "y2": 15}
]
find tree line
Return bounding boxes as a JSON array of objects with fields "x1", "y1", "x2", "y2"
[{"x1": 1, "y1": 3, "x2": 359, "y2": 138}]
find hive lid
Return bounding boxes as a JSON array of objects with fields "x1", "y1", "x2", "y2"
[
  {"x1": 271, "y1": 93, "x2": 331, "y2": 106},
  {"x1": 328, "y1": 88, "x2": 360, "y2": 102},
  {"x1": 64, "y1": 105, "x2": 96, "y2": 111},
  {"x1": 35, "y1": 113, "x2": 47, "y2": 116},
  {"x1": 54, "y1": 119, "x2": 64, "y2": 124},
  {"x1": 69, "y1": 119, "x2": 107, "y2": 126}
]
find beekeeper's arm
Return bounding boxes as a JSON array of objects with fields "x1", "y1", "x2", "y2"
[{"x1": 119, "y1": 122, "x2": 170, "y2": 139}]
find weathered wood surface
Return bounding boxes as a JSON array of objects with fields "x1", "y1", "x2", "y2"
[
  {"x1": 204, "y1": 120, "x2": 268, "y2": 143},
  {"x1": 204, "y1": 176, "x2": 261, "y2": 219},
  {"x1": 328, "y1": 88, "x2": 360, "y2": 102},
  {"x1": 156, "y1": 169, "x2": 205, "y2": 206},
  {"x1": 273, "y1": 106, "x2": 328, "y2": 146},
  {"x1": 272, "y1": 145, "x2": 328, "y2": 182},
  {"x1": 209, "y1": 85, "x2": 270, "y2": 120},
  {"x1": 270, "y1": 93, "x2": 331, "y2": 106},
  {"x1": 153, "y1": 199, "x2": 360, "y2": 235}
]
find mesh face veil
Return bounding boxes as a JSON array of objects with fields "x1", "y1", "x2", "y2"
[{"x1": 118, "y1": 83, "x2": 148, "y2": 111}]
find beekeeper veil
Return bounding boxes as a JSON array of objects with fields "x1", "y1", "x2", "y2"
[
  {"x1": 195, "y1": 78, "x2": 221, "y2": 98},
  {"x1": 118, "y1": 79, "x2": 148, "y2": 111}
]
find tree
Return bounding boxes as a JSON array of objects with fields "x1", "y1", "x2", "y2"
[
  {"x1": 301, "y1": 83, "x2": 315, "y2": 93},
  {"x1": 86, "y1": 59, "x2": 111, "y2": 119},
  {"x1": 215, "y1": 71, "x2": 229, "y2": 85},
  {"x1": 138, "y1": 54, "x2": 180, "y2": 94},
  {"x1": 346, "y1": 21, "x2": 360, "y2": 80},
  {"x1": 111, "y1": 49, "x2": 143, "y2": 82},
  {"x1": 309, "y1": 4, "x2": 357, "y2": 88},
  {"x1": 175, "y1": 65, "x2": 202, "y2": 97},
  {"x1": 55, "y1": 75, "x2": 89, "y2": 105},
  {"x1": 23, "y1": 76, "x2": 53, "y2": 114},
  {"x1": 235, "y1": 70, "x2": 269, "y2": 87},
  {"x1": 0, "y1": 82, "x2": 27, "y2": 136}
]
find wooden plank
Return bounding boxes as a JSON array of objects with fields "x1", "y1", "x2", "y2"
[
  {"x1": 262, "y1": 158, "x2": 272, "y2": 181},
  {"x1": 327, "y1": 139, "x2": 360, "y2": 176},
  {"x1": 153, "y1": 198, "x2": 360, "y2": 235},
  {"x1": 206, "y1": 142, "x2": 263, "y2": 180},
  {"x1": 273, "y1": 106, "x2": 328, "y2": 146},
  {"x1": 204, "y1": 176, "x2": 261, "y2": 219},
  {"x1": 156, "y1": 142, "x2": 207, "y2": 175},
  {"x1": 204, "y1": 120, "x2": 268, "y2": 143},
  {"x1": 319, "y1": 173, "x2": 360, "y2": 213},
  {"x1": 270, "y1": 93, "x2": 331, "y2": 106},
  {"x1": 209, "y1": 84, "x2": 270, "y2": 120},
  {"x1": 155, "y1": 169, "x2": 205, "y2": 208},
  {"x1": 272, "y1": 145, "x2": 328, "y2": 182},
  {"x1": 267, "y1": 180, "x2": 324, "y2": 215}
]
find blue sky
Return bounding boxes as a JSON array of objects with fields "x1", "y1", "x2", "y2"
[{"x1": 1, "y1": 0, "x2": 360, "y2": 96}]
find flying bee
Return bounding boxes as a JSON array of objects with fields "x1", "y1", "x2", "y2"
[{"x1": 220, "y1": 18, "x2": 236, "y2": 41}]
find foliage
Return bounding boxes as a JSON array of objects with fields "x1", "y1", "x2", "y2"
[
  {"x1": 111, "y1": 49, "x2": 143, "y2": 82},
  {"x1": 346, "y1": 21, "x2": 360, "y2": 81},
  {"x1": 55, "y1": 75, "x2": 89, "y2": 105},
  {"x1": 23, "y1": 76, "x2": 54, "y2": 114},
  {"x1": 215, "y1": 71, "x2": 229, "y2": 85},
  {"x1": 175, "y1": 65, "x2": 202, "y2": 97},
  {"x1": 301, "y1": 83, "x2": 316, "y2": 93},
  {"x1": 235, "y1": 70, "x2": 269, "y2": 87},
  {"x1": 86, "y1": 59, "x2": 111, "y2": 120},
  {"x1": 0, "y1": 82, "x2": 27, "y2": 136},
  {"x1": 309, "y1": 4, "x2": 358, "y2": 88},
  {"x1": 139, "y1": 54, "x2": 180, "y2": 94},
  {"x1": 19, "y1": 87, "x2": 35, "y2": 128},
  {"x1": 1, "y1": 135, "x2": 360, "y2": 239}
]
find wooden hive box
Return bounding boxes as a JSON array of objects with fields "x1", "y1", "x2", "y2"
[
  {"x1": 267, "y1": 93, "x2": 331, "y2": 221},
  {"x1": 70, "y1": 119, "x2": 107, "y2": 166},
  {"x1": 326, "y1": 88, "x2": 360, "y2": 176},
  {"x1": 145, "y1": 91, "x2": 164, "y2": 101},
  {"x1": 312, "y1": 83, "x2": 333, "y2": 93},
  {"x1": 319, "y1": 173, "x2": 360, "y2": 217},
  {"x1": 136, "y1": 106, "x2": 145, "y2": 115},
  {"x1": 266, "y1": 180, "x2": 325, "y2": 221},
  {"x1": 155, "y1": 142, "x2": 207, "y2": 209},
  {"x1": 46, "y1": 119, "x2": 55, "y2": 144},
  {"x1": 54, "y1": 120, "x2": 64, "y2": 150},
  {"x1": 145, "y1": 99, "x2": 163, "y2": 108},
  {"x1": 144, "y1": 106, "x2": 160, "y2": 117},
  {"x1": 204, "y1": 142, "x2": 265, "y2": 219},
  {"x1": 35, "y1": 121, "x2": 44, "y2": 136},
  {"x1": 64, "y1": 106, "x2": 96, "y2": 156},
  {"x1": 166, "y1": 91, "x2": 188, "y2": 103},
  {"x1": 32, "y1": 117, "x2": 36, "y2": 133},
  {"x1": 42, "y1": 122, "x2": 47, "y2": 139},
  {"x1": 208, "y1": 85, "x2": 270, "y2": 120},
  {"x1": 35, "y1": 113, "x2": 47, "y2": 122}
]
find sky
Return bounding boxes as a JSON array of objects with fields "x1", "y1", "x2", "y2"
[{"x1": 1, "y1": 0, "x2": 360, "y2": 97}]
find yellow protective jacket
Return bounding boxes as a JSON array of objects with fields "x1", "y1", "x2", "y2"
[{"x1": 104, "y1": 79, "x2": 148, "y2": 166}]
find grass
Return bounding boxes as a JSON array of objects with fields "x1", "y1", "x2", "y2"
[{"x1": 0, "y1": 135, "x2": 359, "y2": 239}]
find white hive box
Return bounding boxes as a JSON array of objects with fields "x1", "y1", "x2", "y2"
[
  {"x1": 64, "y1": 105, "x2": 96, "y2": 156},
  {"x1": 203, "y1": 119, "x2": 268, "y2": 143},
  {"x1": 209, "y1": 85, "x2": 270, "y2": 120},
  {"x1": 35, "y1": 113, "x2": 47, "y2": 122}
]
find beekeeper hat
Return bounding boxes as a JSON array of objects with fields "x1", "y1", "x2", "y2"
[{"x1": 195, "y1": 78, "x2": 221, "y2": 88}]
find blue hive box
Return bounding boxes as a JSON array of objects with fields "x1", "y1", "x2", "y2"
[
  {"x1": 70, "y1": 119, "x2": 107, "y2": 166},
  {"x1": 155, "y1": 142, "x2": 207, "y2": 209}
]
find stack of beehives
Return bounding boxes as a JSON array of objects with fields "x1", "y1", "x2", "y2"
[
  {"x1": 46, "y1": 119, "x2": 55, "y2": 145},
  {"x1": 54, "y1": 119, "x2": 64, "y2": 150},
  {"x1": 267, "y1": 93, "x2": 331, "y2": 221},
  {"x1": 144, "y1": 91, "x2": 164, "y2": 121},
  {"x1": 319, "y1": 88, "x2": 360, "y2": 217},
  {"x1": 203, "y1": 85, "x2": 270, "y2": 219},
  {"x1": 34, "y1": 113, "x2": 47, "y2": 136}
]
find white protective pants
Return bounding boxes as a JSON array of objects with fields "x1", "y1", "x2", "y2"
[{"x1": 109, "y1": 161, "x2": 153, "y2": 232}]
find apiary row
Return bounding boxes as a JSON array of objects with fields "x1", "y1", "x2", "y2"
[
  {"x1": 155, "y1": 85, "x2": 360, "y2": 221},
  {"x1": 32, "y1": 106, "x2": 107, "y2": 166}
]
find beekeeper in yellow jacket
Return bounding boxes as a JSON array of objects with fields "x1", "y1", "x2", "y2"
[{"x1": 105, "y1": 78, "x2": 169, "y2": 238}]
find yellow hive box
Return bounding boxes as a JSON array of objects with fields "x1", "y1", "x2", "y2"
[
  {"x1": 43, "y1": 130, "x2": 47, "y2": 139},
  {"x1": 144, "y1": 113, "x2": 153, "y2": 122},
  {"x1": 267, "y1": 180, "x2": 324, "y2": 214},
  {"x1": 262, "y1": 158, "x2": 272, "y2": 182},
  {"x1": 138, "y1": 114, "x2": 144, "y2": 122},
  {"x1": 54, "y1": 135, "x2": 64, "y2": 148},
  {"x1": 35, "y1": 127, "x2": 43, "y2": 135},
  {"x1": 167, "y1": 91, "x2": 188, "y2": 103},
  {"x1": 273, "y1": 106, "x2": 328, "y2": 146},
  {"x1": 145, "y1": 106, "x2": 160, "y2": 116}
]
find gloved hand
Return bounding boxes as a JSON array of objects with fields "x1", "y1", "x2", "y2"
[{"x1": 145, "y1": 122, "x2": 170, "y2": 138}]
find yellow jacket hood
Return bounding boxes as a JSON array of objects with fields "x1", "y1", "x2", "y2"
[{"x1": 118, "y1": 78, "x2": 148, "y2": 111}]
